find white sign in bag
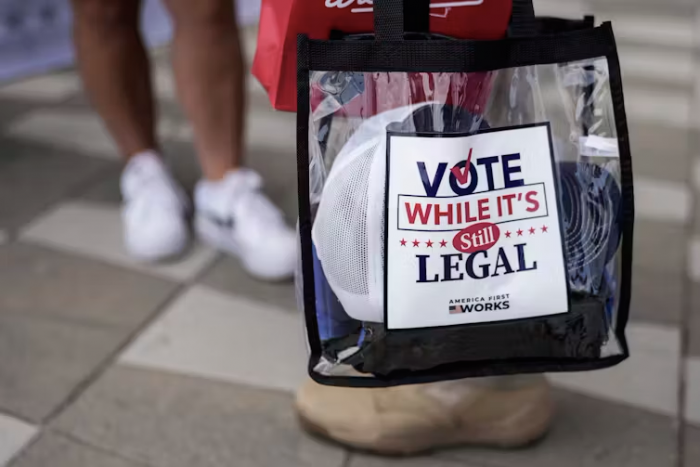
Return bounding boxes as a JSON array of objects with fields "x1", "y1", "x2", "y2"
[{"x1": 385, "y1": 124, "x2": 569, "y2": 329}]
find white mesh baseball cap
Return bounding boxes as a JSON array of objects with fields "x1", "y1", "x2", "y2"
[{"x1": 312, "y1": 103, "x2": 435, "y2": 322}]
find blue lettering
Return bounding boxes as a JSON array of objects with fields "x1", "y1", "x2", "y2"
[
  {"x1": 502, "y1": 154, "x2": 524, "y2": 188},
  {"x1": 416, "y1": 255, "x2": 440, "y2": 283},
  {"x1": 515, "y1": 243, "x2": 537, "y2": 271},
  {"x1": 465, "y1": 250, "x2": 490, "y2": 279},
  {"x1": 492, "y1": 248, "x2": 515, "y2": 276},
  {"x1": 442, "y1": 254, "x2": 464, "y2": 282},
  {"x1": 418, "y1": 162, "x2": 447, "y2": 197},
  {"x1": 476, "y1": 156, "x2": 499, "y2": 191}
]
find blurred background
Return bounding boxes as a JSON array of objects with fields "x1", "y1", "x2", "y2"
[{"x1": 0, "y1": 0, "x2": 697, "y2": 466}]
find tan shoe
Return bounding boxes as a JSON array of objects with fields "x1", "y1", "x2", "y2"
[{"x1": 295, "y1": 375, "x2": 553, "y2": 455}]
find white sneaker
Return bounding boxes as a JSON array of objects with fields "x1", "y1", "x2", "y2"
[
  {"x1": 120, "y1": 151, "x2": 190, "y2": 262},
  {"x1": 194, "y1": 169, "x2": 296, "y2": 281}
]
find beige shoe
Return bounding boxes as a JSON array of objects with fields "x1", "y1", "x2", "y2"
[{"x1": 295, "y1": 375, "x2": 553, "y2": 455}]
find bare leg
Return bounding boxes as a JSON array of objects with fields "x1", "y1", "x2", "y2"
[
  {"x1": 163, "y1": 0, "x2": 245, "y2": 181},
  {"x1": 71, "y1": 0, "x2": 156, "y2": 159}
]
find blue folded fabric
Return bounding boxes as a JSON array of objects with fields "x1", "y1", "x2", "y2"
[{"x1": 312, "y1": 243, "x2": 359, "y2": 341}]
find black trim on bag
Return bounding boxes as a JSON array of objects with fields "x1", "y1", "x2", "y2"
[
  {"x1": 296, "y1": 35, "x2": 322, "y2": 360},
  {"x1": 297, "y1": 22, "x2": 634, "y2": 388},
  {"x1": 535, "y1": 16, "x2": 595, "y2": 35},
  {"x1": 606, "y1": 28, "x2": 634, "y2": 357},
  {"x1": 306, "y1": 25, "x2": 615, "y2": 73},
  {"x1": 308, "y1": 355, "x2": 629, "y2": 389}
]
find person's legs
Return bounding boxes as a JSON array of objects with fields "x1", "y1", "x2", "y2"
[
  {"x1": 162, "y1": 0, "x2": 296, "y2": 280},
  {"x1": 70, "y1": 0, "x2": 156, "y2": 159},
  {"x1": 161, "y1": 0, "x2": 245, "y2": 181},
  {"x1": 71, "y1": 0, "x2": 190, "y2": 262}
]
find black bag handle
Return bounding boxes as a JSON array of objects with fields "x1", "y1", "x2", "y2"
[
  {"x1": 374, "y1": 0, "x2": 430, "y2": 41},
  {"x1": 373, "y1": 0, "x2": 538, "y2": 41},
  {"x1": 508, "y1": 0, "x2": 537, "y2": 37}
]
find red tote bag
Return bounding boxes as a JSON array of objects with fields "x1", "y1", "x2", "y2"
[{"x1": 252, "y1": 0, "x2": 513, "y2": 112}]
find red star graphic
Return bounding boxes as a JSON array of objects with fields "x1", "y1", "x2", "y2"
[
  {"x1": 541, "y1": 225, "x2": 549, "y2": 233},
  {"x1": 412, "y1": 239, "x2": 420, "y2": 247},
  {"x1": 400, "y1": 239, "x2": 407, "y2": 246},
  {"x1": 426, "y1": 240, "x2": 434, "y2": 248},
  {"x1": 505, "y1": 231, "x2": 512, "y2": 238},
  {"x1": 529, "y1": 227, "x2": 536, "y2": 235},
  {"x1": 516, "y1": 229, "x2": 524, "y2": 237},
  {"x1": 440, "y1": 240, "x2": 448, "y2": 248}
]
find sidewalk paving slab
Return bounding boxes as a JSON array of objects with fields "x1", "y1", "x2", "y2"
[
  {"x1": 684, "y1": 425, "x2": 700, "y2": 467},
  {"x1": 631, "y1": 269, "x2": 685, "y2": 326},
  {"x1": 9, "y1": 432, "x2": 148, "y2": 467},
  {"x1": 0, "y1": 243, "x2": 178, "y2": 329},
  {"x1": 0, "y1": 99, "x2": 38, "y2": 131},
  {"x1": 0, "y1": 414, "x2": 36, "y2": 466},
  {"x1": 52, "y1": 366, "x2": 346, "y2": 467},
  {"x1": 0, "y1": 242, "x2": 178, "y2": 422},
  {"x1": 0, "y1": 72, "x2": 81, "y2": 104},
  {"x1": 119, "y1": 285, "x2": 307, "y2": 393},
  {"x1": 0, "y1": 312, "x2": 124, "y2": 423},
  {"x1": 0, "y1": 139, "x2": 111, "y2": 231},
  {"x1": 629, "y1": 123, "x2": 693, "y2": 185},
  {"x1": 689, "y1": 285, "x2": 700, "y2": 357},
  {"x1": 5, "y1": 110, "x2": 120, "y2": 160},
  {"x1": 20, "y1": 201, "x2": 218, "y2": 283},
  {"x1": 348, "y1": 455, "x2": 479, "y2": 467},
  {"x1": 199, "y1": 256, "x2": 297, "y2": 312},
  {"x1": 438, "y1": 390, "x2": 678, "y2": 467},
  {"x1": 633, "y1": 220, "x2": 688, "y2": 275},
  {"x1": 549, "y1": 323, "x2": 680, "y2": 417},
  {"x1": 50, "y1": 364, "x2": 680, "y2": 467},
  {"x1": 635, "y1": 178, "x2": 691, "y2": 225}
]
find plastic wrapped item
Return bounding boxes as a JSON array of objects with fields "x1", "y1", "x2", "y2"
[{"x1": 296, "y1": 0, "x2": 634, "y2": 386}]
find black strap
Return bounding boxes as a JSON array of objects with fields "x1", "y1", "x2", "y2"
[
  {"x1": 509, "y1": 0, "x2": 537, "y2": 37},
  {"x1": 375, "y1": 0, "x2": 538, "y2": 41},
  {"x1": 374, "y1": 0, "x2": 431, "y2": 41},
  {"x1": 404, "y1": 0, "x2": 430, "y2": 35}
]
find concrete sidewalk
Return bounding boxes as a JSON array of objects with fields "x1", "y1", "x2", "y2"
[{"x1": 0, "y1": 1, "x2": 699, "y2": 466}]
